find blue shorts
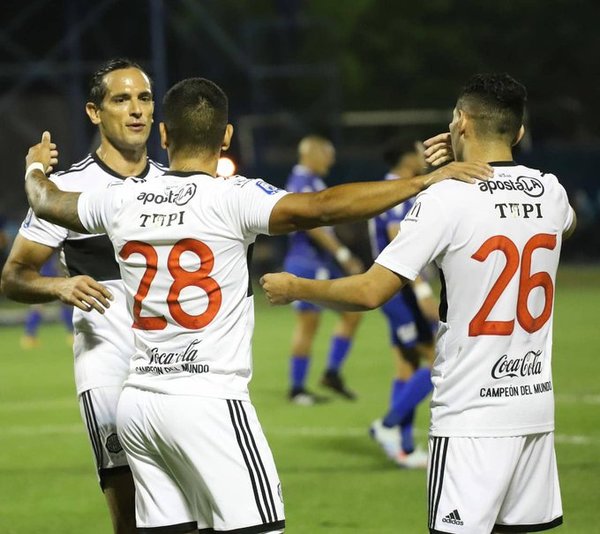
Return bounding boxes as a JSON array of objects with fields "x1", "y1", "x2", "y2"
[
  {"x1": 283, "y1": 256, "x2": 342, "y2": 312},
  {"x1": 381, "y1": 286, "x2": 434, "y2": 349}
]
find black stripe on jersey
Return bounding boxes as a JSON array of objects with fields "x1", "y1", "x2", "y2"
[
  {"x1": 494, "y1": 516, "x2": 563, "y2": 532},
  {"x1": 226, "y1": 400, "x2": 268, "y2": 524},
  {"x1": 63, "y1": 235, "x2": 120, "y2": 281},
  {"x1": 81, "y1": 391, "x2": 103, "y2": 470},
  {"x1": 149, "y1": 159, "x2": 168, "y2": 173},
  {"x1": 54, "y1": 158, "x2": 95, "y2": 177},
  {"x1": 246, "y1": 244, "x2": 254, "y2": 297},
  {"x1": 235, "y1": 401, "x2": 279, "y2": 522},
  {"x1": 90, "y1": 152, "x2": 152, "y2": 179},
  {"x1": 231, "y1": 400, "x2": 276, "y2": 523},
  {"x1": 197, "y1": 520, "x2": 286, "y2": 533},
  {"x1": 438, "y1": 269, "x2": 448, "y2": 323},
  {"x1": 429, "y1": 437, "x2": 449, "y2": 530},
  {"x1": 427, "y1": 437, "x2": 440, "y2": 528}
]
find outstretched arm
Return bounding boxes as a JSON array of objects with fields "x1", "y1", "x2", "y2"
[
  {"x1": 268, "y1": 161, "x2": 492, "y2": 234},
  {"x1": 260, "y1": 263, "x2": 406, "y2": 311},
  {"x1": 24, "y1": 131, "x2": 87, "y2": 233}
]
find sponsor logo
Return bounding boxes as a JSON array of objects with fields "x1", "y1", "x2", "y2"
[
  {"x1": 137, "y1": 183, "x2": 197, "y2": 205},
  {"x1": 442, "y1": 509, "x2": 464, "y2": 526},
  {"x1": 404, "y1": 201, "x2": 421, "y2": 221},
  {"x1": 478, "y1": 175, "x2": 545, "y2": 197},
  {"x1": 255, "y1": 180, "x2": 281, "y2": 195},
  {"x1": 148, "y1": 339, "x2": 202, "y2": 365},
  {"x1": 106, "y1": 433, "x2": 123, "y2": 454},
  {"x1": 491, "y1": 350, "x2": 543, "y2": 379}
]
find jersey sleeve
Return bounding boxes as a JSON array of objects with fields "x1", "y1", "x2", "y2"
[
  {"x1": 375, "y1": 190, "x2": 452, "y2": 281},
  {"x1": 77, "y1": 181, "x2": 123, "y2": 235},
  {"x1": 231, "y1": 178, "x2": 289, "y2": 237}
]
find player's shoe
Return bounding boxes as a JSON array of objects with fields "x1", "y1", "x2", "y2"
[
  {"x1": 320, "y1": 370, "x2": 357, "y2": 400},
  {"x1": 20, "y1": 335, "x2": 40, "y2": 349},
  {"x1": 288, "y1": 387, "x2": 329, "y2": 406},
  {"x1": 393, "y1": 447, "x2": 428, "y2": 469},
  {"x1": 369, "y1": 419, "x2": 402, "y2": 459}
]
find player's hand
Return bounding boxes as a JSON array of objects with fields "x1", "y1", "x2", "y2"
[
  {"x1": 25, "y1": 131, "x2": 59, "y2": 175},
  {"x1": 54, "y1": 275, "x2": 113, "y2": 314},
  {"x1": 260, "y1": 272, "x2": 297, "y2": 305},
  {"x1": 342, "y1": 256, "x2": 364, "y2": 276},
  {"x1": 423, "y1": 132, "x2": 454, "y2": 167},
  {"x1": 423, "y1": 161, "x2": 493, "y2": 186}
]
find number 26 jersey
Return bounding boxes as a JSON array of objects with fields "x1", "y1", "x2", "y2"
[
  {"x1": 375, "y1": 163, "x2": 574, "y2": 437},
  {"x1": 78, "y1": 172, "x2": 288, "y2": 400}
]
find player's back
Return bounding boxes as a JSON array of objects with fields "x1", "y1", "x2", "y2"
[
  {"x1": 421, "y1": 163, "x2": 573, "y2": 436},
  {"x1": 85, "y1": 172, "x2": 286, "y2": 400}
]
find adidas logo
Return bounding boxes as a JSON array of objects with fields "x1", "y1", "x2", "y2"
[{"x1": 442, "y1": 509, "x2": 464, "y2": 526}]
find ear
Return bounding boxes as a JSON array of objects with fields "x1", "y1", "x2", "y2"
[
  {"x1": 85, "y1": 102, "x2": 101, "y2": 125},
  {"x1": 512, "y1": 125, "x2": 525, "y2": 146},
  {"x1": 457, "y1": 109, "x2": 469, "y2": 137},
  {"x1": 221, "y1": 123, "x2": 234, "y2": 152},
  {"x1": 159, "y1": 122, "x2": 168, "y2": 149}
]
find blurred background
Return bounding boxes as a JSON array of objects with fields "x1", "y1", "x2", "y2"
[{"x1": 1, "y1": 0, "x2": 599, "y2": 270}]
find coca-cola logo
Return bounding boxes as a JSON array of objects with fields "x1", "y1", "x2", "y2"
[{"x1": 491, "y1": 350, "x2": 543, "y2": 379}]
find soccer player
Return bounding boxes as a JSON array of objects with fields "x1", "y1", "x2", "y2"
[
  {"x1": 368, "y1": 139, "x2": 437, "y2": 468},
  {"x1": 1, "y1": 58, "x2": 165, "y2": 533},
  {"x1": 284, "y1": 135, "x2": 364, "y2": 404},
  {"x1": 22, "y1": 77, "x2": 490, "y2": 533},
  {"x1": 261, "y1": 73, "x2": 576, "y2": 533}
]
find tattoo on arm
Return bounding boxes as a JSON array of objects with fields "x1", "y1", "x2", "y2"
[{"x1": 25, "y1": 169, "x2": 87, "y2": 233}]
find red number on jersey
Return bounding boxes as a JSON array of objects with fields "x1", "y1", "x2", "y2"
[
  {"x1": 468, "y1": 233, "x2": 557, "y2": 336},
  {"x1": 119, "y1": 239, "x2": 222, "y2": 330}
]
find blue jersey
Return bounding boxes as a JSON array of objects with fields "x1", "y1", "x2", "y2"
[
  {"x1": 285, "y1": 165, "x2": 336, "y2": 265},
  {"x1": 368, "y1": 173, "x2": 415, "y2": 258}
]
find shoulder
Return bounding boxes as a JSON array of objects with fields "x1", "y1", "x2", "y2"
[{"x1": 147, "y1": 158, "x2": 168, "y2": 177}]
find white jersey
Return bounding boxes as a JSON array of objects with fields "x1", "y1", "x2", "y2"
[
  {"x1": 376, "y1": 162, "x2": 574, "y2": 437},
  {"x1": 77, "y1": 172, "x2": 288, "y2": 400},
  {"x1": 19, "y1": 154, "x2": 167, "y2": 394}
]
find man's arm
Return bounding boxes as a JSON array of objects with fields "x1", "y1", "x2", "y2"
[
  {"x1": 563, "y1": 209, "x2": 577, "y2": 240},
  {"x1": 268, "y1": 161, "x2": 492, "y2": 234},
  {"x1": 305, "y1": 228, "x2": 363, "y2": 275},
  {"x1": 260, "y1": 263, "x2": 406, "y2": 311},
  {"x1": 1, "y1": 235, "x2": 112, "y2": 313},
  {"x1": 24, "y1": 131, "x2": 87, "y2": 233}
]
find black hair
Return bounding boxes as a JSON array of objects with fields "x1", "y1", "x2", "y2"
[
  {"x1": 382, "y1": 137, "x2": 418, "y2": 168},
  {"x1": 88, "y1": 58, "x2": 151, "y2": 107},
  {"x1": 457, "y1": 73, "x2": 527, "y2": 141},
  {"x1": 162, "y1": 78, "x2": 229, "y2": 155}
]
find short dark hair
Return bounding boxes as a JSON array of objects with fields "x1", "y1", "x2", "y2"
[
  {"x1": 382, "y1": 137, "x2": 418, "y2": 168},
  {"x1": 162, "y1": 78, "x2": 229, "y2": 155},
  {"x1": 457, "y1": 73, "x2": 527, "y2": 141},
  {"x1": 88, "y1": 58, "x2": 151, "y2": 107}
]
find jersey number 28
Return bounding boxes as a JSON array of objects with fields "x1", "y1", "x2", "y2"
[
  {"x1": 120, "y1": 238, "x2": 222, "y2": 330},
  {"x1": 469, "y1": 233, "x2": 557, "y2": 336}
]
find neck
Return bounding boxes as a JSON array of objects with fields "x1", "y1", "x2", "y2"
[
  {"x1": 298, "y1": 160, "x2": 321, "y2": 177},
  {"x1": 96, "y1": 140, "x2": 148, "y2": 177},
  {"x1": 168, "y1": 153, "x2": 218, "y2": 176},
  {"x1": 462, "y1": 141, "x2": 514, "y2": 163}
]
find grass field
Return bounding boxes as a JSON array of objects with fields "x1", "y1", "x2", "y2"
[{"x1": 1, "y1": 266, "x2": 599, "y2": 533}]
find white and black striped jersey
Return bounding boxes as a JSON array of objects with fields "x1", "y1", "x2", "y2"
[
  {"x1": 19, "y1": 153, "x2": 167, "y2": 394},
  {"x1": 376, "y1": 163, "x2": 574, "y2": 437},
  {"x1": 77, "y1": 172, "x2": 288, "y2": 400}
]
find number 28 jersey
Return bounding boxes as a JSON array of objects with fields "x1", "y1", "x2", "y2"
[
  {"x1": 375, "y1": 163, "x2": 574, "y2": 437},
  {"x1": 78, "y1": 172, "x2": 288, "y2": 400}
]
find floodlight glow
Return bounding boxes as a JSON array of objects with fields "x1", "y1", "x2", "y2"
[{"x1": 217, "y1": 157, "x2": 236, "y2": 177}]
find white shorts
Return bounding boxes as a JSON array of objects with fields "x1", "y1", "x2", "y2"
[
  {"x1": 117, "y1": 388, "x2": 285, "y2": 533},
  {"x1": 79, "y1": 386, "x2": 129, "y2": 489},
  {"x1": 428, "y1": 433, "x2": 562, "y2": 533}
]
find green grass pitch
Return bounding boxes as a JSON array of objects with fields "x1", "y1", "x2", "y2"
[{"x1": 0, "y1": 266, "x2": 598, "y2": 533}]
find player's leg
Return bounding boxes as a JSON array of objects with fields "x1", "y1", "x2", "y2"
[
  {"x1": 79, "y1": 387, "x2": 137, "y2": 534},
  {"x1": 288, "y1": 306, "x2": 327, "y2": 405},
  {"x1": 21, "y1": 304, "x2": 43, "y2": 348},
  {"x1": 493, "y1": 432, "x2": 563, "y2": 533},
  {"x1": 427, "y1": 436, "x2": 521, "y2": 534},
  {"x1": 320, "y1": 310, "x2": 362, "y2": 399}
]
